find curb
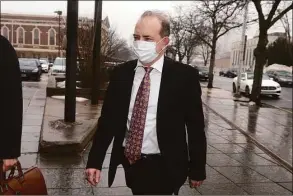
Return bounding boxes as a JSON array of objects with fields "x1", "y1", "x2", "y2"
[
  {"x1": 39, "y1": 97, "x2": 100, "y2": 154},
  {"x1": 262, "y1": 103, "x2": 292, "y2": 114},
  {"x1": 203, "y1": 102, "x2": 293, "y2": 173},
  {"x1": 39, "y1": 119, "x2": 97, "y2": 154}
]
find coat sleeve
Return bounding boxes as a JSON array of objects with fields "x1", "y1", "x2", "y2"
[
  {"x1": 185, "y1": 67, "x2": 207, "y2": 181},
  {"x1": 0, "y1": 36, "x2": 23, "y2": 159},
  {"x1": 86, "y1": 66, "x2": 119, "y2": 170}
]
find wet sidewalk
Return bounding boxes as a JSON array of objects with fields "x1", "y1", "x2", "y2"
[
  {"x1": 201, "y1": 87, "x2": 292, "y2": 171},
  {"x1": 36, "y1": 104, "x2": 292, "y2": 195},
  {"x1": 18, "y1": 85, "x2": 292, "y2": 195},
  {"x1": 18, "y1": 86, "x2": 46, "y2": 169}
]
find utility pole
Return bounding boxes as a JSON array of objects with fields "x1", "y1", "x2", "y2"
[
  {"x1": 235, "y1": 0, "x2": 249, "y2": 97},
  {"x1": 64, "y1": 0, "x2": 78, "y2": 122},
  {"x1": 54, "y1": 10, "x2": 62, "y2": 57},
  {"x1": 243, "y1": 35, "x2": 247, "y2": 71},
  {"x1": 91, "y1": 0, "x2": 103, "y2": 105}
]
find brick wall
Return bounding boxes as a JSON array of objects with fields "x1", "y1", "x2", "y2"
[{"x1": 1, "y1": 13, "x2": 109, "y2": 62}]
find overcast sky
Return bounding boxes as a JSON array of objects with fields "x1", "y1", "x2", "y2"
[{"x1": 1, "y1": 1, "x2": 292, "y2": 56}]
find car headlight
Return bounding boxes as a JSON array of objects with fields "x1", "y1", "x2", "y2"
[
  {"x1": 32, "y1": 68, "x2": 38, "y2": 72},
  {"x1": 199, "y1": 71, "x2": 202, "y2": 74},
  {"x1": 276, "y1": 84, "x2": 281, "y2": 88}
]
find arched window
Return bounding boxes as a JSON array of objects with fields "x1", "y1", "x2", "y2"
[
  {"x1": 1, "y1": 26, "x2": 9, "y2": 39},
  {"x1": 48, "y1": 28, "x2": 56, "y2": 45},
  {"x1": 17, "y1": 27, "x2": 25, "y2": 44},
  {"x1": 33, "y1": 28, "x2": 40, "y2": 45}
]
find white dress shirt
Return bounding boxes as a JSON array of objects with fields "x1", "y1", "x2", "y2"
[{"x1": 123, "y1": 55, "x2": 164, "y2": 154}]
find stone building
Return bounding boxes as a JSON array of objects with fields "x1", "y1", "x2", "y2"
[
  {"x1": 230, "y1": 32, "x2": 286, "y2": 70},
  {"x1": 215, "y1": 53, "x2": 231, "y2": 71},
  {"x1": 1, "y1": 13, "x2": 110, "y2": 62}
]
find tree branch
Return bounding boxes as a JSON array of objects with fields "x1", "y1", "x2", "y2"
[
  {"x1": 252, "y1": 0, "x2": 265, "y2": 23},
  {"x1": 267, "y1": 0, "x2": 281, "y2": 23},
  {"x1": 269, "y1": 2, "x2": 293, "y2": 28},
  {"x1": 217, "y1": 23, "x2": 241, "y2": 39}
]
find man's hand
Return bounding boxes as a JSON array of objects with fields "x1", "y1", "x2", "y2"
[
  {"x1": 2, "y1": 159, "x2": 18, "y2": 172},
  {"x1": 85, "y1": 168, "x2": 101, "y2": 186},
  {"x1": 189, "y1": 179, "x2": 204, "y2": 188}
]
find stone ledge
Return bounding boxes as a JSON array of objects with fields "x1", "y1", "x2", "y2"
[
  {"x1": 39, "y1": 97, "x2": 102, "y2": 154},
  {"x1": 46, "y1": 75, "x2": 106, "y2": 99}
]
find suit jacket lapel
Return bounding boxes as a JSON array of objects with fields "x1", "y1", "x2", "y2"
[
  {"x1": 119, "y1": 60, "x2": 137, "y2": 132},
  {"x1": 125, "y1": 60, "x2": 137, "y2": 103}
]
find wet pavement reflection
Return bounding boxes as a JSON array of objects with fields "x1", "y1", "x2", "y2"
[
  {"x1": 201, "y1": 88, "x2": 292, "y2": 170},
  {"x1": 17, "y1": 84, "x2": 293, "y2": 195}
]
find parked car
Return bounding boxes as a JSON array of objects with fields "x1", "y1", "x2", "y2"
[
  {"x1": 232, "y1": 72, "x2": 281, "y2": 98},
  {"x1": 266, "y1": 70, "x2": 292, "y2": 87},
  {"x1": 19, "y1": 58, "x2": 42, "y2": 81},
  {"x1": 51, "y1": 57, "x2": 82, "y2": 78},
  {"x1": 39, "y1": 58, "x2": 50, "y2": 73},
  {"x1": 195, "y1": 66, "x2": 209, "y2": 81},
  {"x1": 224, "y1": 68, "x2": 238, "y2": 78},
  {"x1": 219, "y1": 69, "x2": 227, "y2": 76},
  {"x1": 51, "y1": 57, "x2": 66, "y2": 76}
]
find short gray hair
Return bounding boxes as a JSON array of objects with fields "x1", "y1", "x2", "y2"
[{"x1": 140, "y1": 10, "x2": 170, "y2": 37}]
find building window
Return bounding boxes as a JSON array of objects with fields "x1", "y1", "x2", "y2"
[
  {"x1": 1, "y1": 26, "x2": 9, "y2": 40},
  {"x1": 17, "y1": 27, "x2": 25, "y2": 44},
  {"x1": 33, "y1": 28, "x2": 40, "y2": 45},
  {"x1": 48, "y1": 28, "x2": 56, "y2": 45}
]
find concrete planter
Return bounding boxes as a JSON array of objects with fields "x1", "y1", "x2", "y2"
[{"x1": 46, "y1": 75, "x2": 106, "y2": 99}]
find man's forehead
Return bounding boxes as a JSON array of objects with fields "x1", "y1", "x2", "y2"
[
  {"x1": 135, "y1": 16, "x2": 161, "y2": 36},
  {"x1": 137, "y1": 16, "x2": 161, "y2": 27}
]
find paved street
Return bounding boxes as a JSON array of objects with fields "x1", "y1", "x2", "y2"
[
  {"x1": 16, "y1": 73, "x2": 292, "y2": 195},
  {"x1": 206, "y1": 75, "x2": 293, "y2": 110}
]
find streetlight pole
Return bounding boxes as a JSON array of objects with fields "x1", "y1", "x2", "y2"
[
  {"x1": 291, "y1": 9, "x2": 293, "y2": 43},
  {"x1": 235, "y1": 0, "x2": 249, "y2": 97},
  {"x1": 54, "y1": 10, "x2": 62, "y2": 57},
  {"x1": 91, "y1": 0, "x2": 103, "y2": 105},
  {"x1": 64, "y1": 0, "x2": 78, "y2": 122}
]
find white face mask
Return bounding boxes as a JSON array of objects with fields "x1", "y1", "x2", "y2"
[{"x1": 132, "y1": 38, "x2": 167, "y2": 64}]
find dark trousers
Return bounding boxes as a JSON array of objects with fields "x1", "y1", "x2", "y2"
[{"x1": 121, "y1": 152, "x2": 177, "y2": 195}]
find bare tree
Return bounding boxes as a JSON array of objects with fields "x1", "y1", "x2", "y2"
[
  {"x1": 101, "y1": 28, "x2": 128, "y2": 63},
  {"x1": 77, "y1": 20, "x2": 95, "y2": 63},
  {"x1": 183, "y1": 31, "x2": 202, "y2": 64},
  {"x1": 170, "y1": 6, "x2": 202, "y2": 64},
  {"x1": 250, "y1": 0, "x2": 293, "y2": 105},
  {"x1": 198, "y1": 43, "x2": 211, "y2": 67},
  {"x1": 75, "y1": 20, "x2": 128, "y2": 87},
  {"x1": 277, "y1": 10, "x2": 291, "y2": 42},
  {"x1": 169, "y1": 7, "x2": 188, "y2": 63},
  {"x1": 186, "y1": 0, "x2": 246, "y2": 88}
]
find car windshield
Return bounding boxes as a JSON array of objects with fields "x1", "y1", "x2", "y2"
[
  {"x1": 54, "y1": 58, "x2": 66, "y2": 65},
  {"x1": 197, "y1": 67, "x2": 208, "y2": 71},
  {"x1": 247, "y1": 73, "x2": 254, "y2": 79},
  {"x1": 39, "y1": 60, "x2": 48, "y2": 64},
  {"x1": 19, "y1": 60, "x2": 36, "y2": 67},
  {"x1": 276, "y1": 71, "x2": 292, "y2": 76},
  {"x1": 246, "y1": 73, "x2": 270, "y2": 80}
]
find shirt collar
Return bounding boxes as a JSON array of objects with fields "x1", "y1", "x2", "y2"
[{"x1": 135, "y1": 55, "x2": 164, "y2": 73}]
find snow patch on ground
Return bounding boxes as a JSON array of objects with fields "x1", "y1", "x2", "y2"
[
  {"x1": 57, "y1": 81, "x2": 81, "y2": 89},
  {"x1": 51, "y1": 96, "x2": 89, "y2": 102}
]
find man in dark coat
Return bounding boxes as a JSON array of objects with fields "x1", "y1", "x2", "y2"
[
  {"x1": 86, "y1": 10, "x2": 206, "y2": 195},
  {"x1": 0, "y1": 35, "x2": 23, "y2": 172}
]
